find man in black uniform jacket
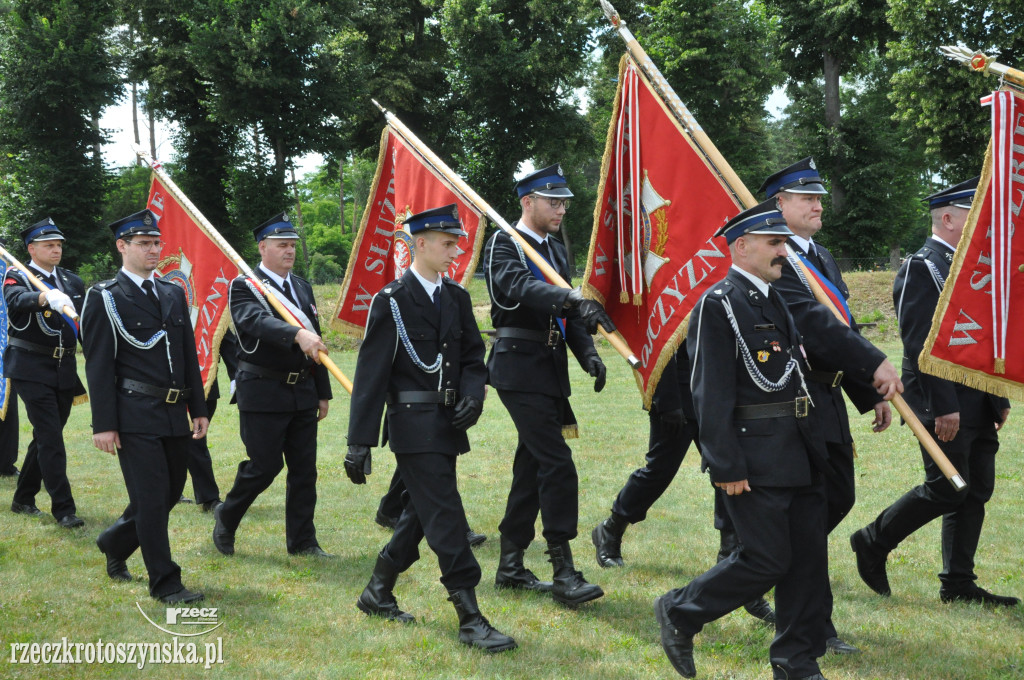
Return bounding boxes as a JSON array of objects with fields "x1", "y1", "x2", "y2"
[
  {"x1": 6, "y1": 218, "x2": 86, "y2": 527},
  {"x1": 590, "y1": 346, "x2": 776, "y2": 624},
  {"x1": 483, "y1": 164, "x2": 613, "y2": 607},
  {"x1": 345, "y1": 205, "x2": 516, "y2": 653},
  {"x1": 85, "y1": 209, "x2": 209, "y2": 603},
  {"x1": 764, "y1": 158, "x2": 901, "y2": 654},
  {"x1": 656, "y1": 200, "x2": 830, "y2": 680},
  {"x1": 851, "y1": 178, "x2": 1017, "y2": 606},
  {"x1": 213, "y1": 213, "x2": 332, "y2": 558}
]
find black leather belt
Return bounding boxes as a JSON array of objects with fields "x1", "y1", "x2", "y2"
[
  {"x1": 734, "y1": 397, "x2": 810, "y2": 420},
  {"x1": 387, "y1": 389, "x2": 458, "y2": 407},
  {"x1": 494, "y1": 326, "x2": 562, "y2": 347},
  {"x1": 238, "y1": 360, "x2": 310, "y2": 385},
  {"x1": 9, "y1": 337, "x2": 75, "y2": 359},
  {"x1": 116, "y1": 378, "x2": 192, "y2": 404},
  {"x1": 806, "y1": 369, "x2": 844, "y2": 387}
]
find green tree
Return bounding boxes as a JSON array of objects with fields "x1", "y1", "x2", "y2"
[
  {"x1": 0, "y1": 0, "x2": 121, "y2": 266},
  {"x1": 888, "y1": 0, "x2": 1024, "y2": 180}
]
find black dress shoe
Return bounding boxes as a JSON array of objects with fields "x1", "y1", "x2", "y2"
[
  {"x1": 0, "y1": 466, "x2": 18, "y2": 478},
  {"x1": 11, "y1": 501, "x2": 42, "y2": 516},
  {"x1": 792, "y1": 674, "x2": 829, "y2": 680},
  {"x1": 467, "y1": 529, "x2": 487, "y2": 548},
  {"x1": 157, "y1": 588, "x2": 204, "y2": 604},
  {"x1": 96, "y1": 537, "x2": 132, "y2": 581},
  {"x1": 654, "y1": 595, "x2": 696, "y2": 678},
  {"x1": 825, "y1": 636, "x2": 860, "y2": 654},
  {"x1": 375, "y1": 510, "x2": 399, "y2": 530},
  {"x1": 290, "y1": 545, "x2": 335, "y2": 558},
  {"x1": 57, "y1": 514, "x2": 85, "y2": 529},
  {"x1": 177, "y1": 495, "x2": 194, "y2": 504},
  {"x1": 199, "y1": 500, "x2": 222, "y2": 513},
  {"x1": 743, "y1": 597, "x2": 776, "y2": 625},
  {"x1": 850, "y1": 528, "x2": 891, "y2": 596},
  {"x1": 940, "y1": 583, "x2": 1020, "y2": 606},
  {"x1": 212, "y1": 504, "x2": 234, "y2": 555}
]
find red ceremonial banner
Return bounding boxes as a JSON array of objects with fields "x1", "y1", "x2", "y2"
[
  {"x1": 583, "y1": 55, "x2": 740, "y2": 406},
  {"x1": 919, "y1": 87, "x2": 1024, "y2": 400},
  {"x1": 331, "y1": 126, "x2": 487, "y2": 336},
  {"x1": 147, "y1": 175, "x2": 239, "y2": 395}
]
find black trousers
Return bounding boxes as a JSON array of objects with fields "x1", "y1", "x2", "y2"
[
  {"x1": 860, "y1": 423, "x2": 998, "y2": 587},
  {"x1": 377, "y1": 468, "x2": 407, "y2": 520},
  {"x1": 0, "y1": 387, "x2": 18, "y2": 473},
  {"x1": 97, "y1": 432, "x2": 190, "y2": 597},
  {"x1": 383, "y1": 452, "x2": 480, "y2": 591},
  {"x1": 496, "y1": 390, "x2": 578, "y2": 547},
  {"x1": 12, "y1": 379, "x2": 75, "y2": 519},
  {"x1": 666, "y1": 481, "x2": 829, "y2": 680},
  {"x1": 219, "y1": 408, "x2": 319, "y2": 553},
  {"x1": 185, "y1": 393, "x2": 220, "y2": 504},
  {"x1": 611, "y1": 410, "x2": 698, "y2": 523}
]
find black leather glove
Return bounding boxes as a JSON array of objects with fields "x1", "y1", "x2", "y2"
[
  {"x1": 565, "y1": 287, "x2": 616, "y2": 335},
  {"x1": 586, "y1": 356, "x2": 607, "y2": 392},
  {"x1": 344, "y1": 445, "x2": 372, "y2": 484},
  {"x1": 659, "y1": 408, "x2": 686, "y2": 439},
  {"x1": 451, "y1": 395, "x2": 483, "y2": 430}
]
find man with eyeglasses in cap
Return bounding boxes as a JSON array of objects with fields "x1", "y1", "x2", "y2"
[
  {"x1": 483, "y1": 163, "x2": 613, "y2": 607},
  {"x1": 850, "y1": 178, "x2": 1016, "y2": 607},
  {"x1": 763, "y1": 157, "x2": 902, "y2": 656},
  {"x1": 655, "y1": 200, "x2": 830, "y2": 680},
  {"x1": 213, "y1": 213, "x2": 332, "y2": 559},
  {"x1": 85, "y1": 209, "x2": 209, "y2": 603},
  {"x1": 345, "y1": 204, "x2": 516, "y2": 653},
  {"x1": 5, "y1": 218, "x2": 86, "y2": 528}
]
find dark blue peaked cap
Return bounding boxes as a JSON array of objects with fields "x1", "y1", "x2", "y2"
[
  {"x1": 252, "y1": 212, "x2": 299, "y2": 241},
  {"x1": 715, "y1": 198, "x2": 794, "y2": 245},
  {"x1": 924, "y1": 177, "x2": 978, "y2": 210},
  {"x1": 403, "y1": 204, "x2": 467, "y2": 237},
  {"x1": 21, "y1": 217, "x2": 64, "y2": 245},
  {"x1": 109, "y1": 209, "x2": 160, "y2": 240},
  {"x1": 758, "y1": 157, "x2": 829, "y2": 198},
  {"x1": 515, "y1": 163, "x2": 573, "y2": 198}
]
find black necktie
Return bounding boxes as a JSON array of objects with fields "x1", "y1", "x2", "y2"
[
  {"x1": 282, "y1": 280, "x2": 296, "y2": 305},
  {"x1": 538, "y1": 240, "x2": 552, "y2": 264},
  {"x1": 141, "y1": 280, "x2": 160, "y2": 312},
  {"x1": 44, "y1": 273, "x2": 57, "y2": 288},
  {"x1": 432, "y1": 287, "x2": 441, "y2": 311}
]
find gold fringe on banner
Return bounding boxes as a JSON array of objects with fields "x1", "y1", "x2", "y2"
[
  {"x1": 0, "y1": 379, "x2": 9, "y2": 421},
  {"x1": 72, "y1": 394, "x2": 89, "y2": 407},
  {"x1": 562, "y1": 424, "x2": 579, "y2": 440}
]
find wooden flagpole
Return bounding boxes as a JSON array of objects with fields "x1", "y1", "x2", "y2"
[
  {"x1": 940, "y1": 46, "x2": 1024, "y2": 89},
  {"x1": 372, "y1": 100, "x2": 641, "y2": 369},
  {"x1": 133, "y1": 147, "x2": 353, "y2": 394},
  {"x1": 599, "y1": 0, "x2": 965, "y2": 489},
  {"x1": 0, "y1": 246, "x2": 80, "y2": 322}
]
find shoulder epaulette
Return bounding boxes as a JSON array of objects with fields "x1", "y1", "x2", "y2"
[
  {"x1": 93, "y1": 279, "x2": 115, "y2": 290},
  {"x1": 380, "y1": 279, "x2": 404, "y2": 296},
  {"x1": 442, "y1": 276, "x2": 465, "y2": 291},
  {"x1": 706, "y1": 280, "x2": 733, "y2": 298}
]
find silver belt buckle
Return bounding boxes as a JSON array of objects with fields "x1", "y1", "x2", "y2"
[
  {"x1": 547, "y1": 329, "x2": 560, "y2": 347},
  {"x1": 443, "y1": 389, "x2": 457, "y2": 406},
  {"x1": 795, "y1": 396, "x2": 809, "y2": 418},
  {"x1": 286, "y1": 371, "x2": 300, "y2": 385},
  {"x1": 165, "y1": 388, "x2": 181, "y2": 404}
]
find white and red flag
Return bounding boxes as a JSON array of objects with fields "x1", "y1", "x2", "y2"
[
  {"x1": 919, "y1": 87, "x2": 1024, "y2": 400},
  {"x1": 331, "y1": 125, "x2": 487, "y2": 335}
]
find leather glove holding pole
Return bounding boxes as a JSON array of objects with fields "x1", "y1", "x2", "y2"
[
  {"x1": 345, "y1": 445, "x2": 372, "y2": 484},
  {"x1": 451, "y1": 396, "x2": 483, "y2": 430},
  {"x1": 0, "y1": 245, "x2": 79, "y2": 321},
  {"x1": 565, "y1": 287, "x2": 617, "y2": 335}
]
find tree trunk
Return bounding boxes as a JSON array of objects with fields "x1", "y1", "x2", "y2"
[
  {"x1": 889, "y1": 243, "x2": 901, "y2": 271},
  {"x1": 823, "y1": 50, "x2": 846, "y2": 216},
  {"x1": 131, "y1": 82, "x2": 141, "y2": 165},
  {"x1": 561, "y1": 225, "x2": 574, "y2": 273},
  {"x1": 339, "y1": 157, "x2": 346, "y2": 234},
  {"x1": 148, "y1": 105, "x2": 156, "y2": 159},
  {"x1": 290, "y1": 164, "x2": 311, "y2": 274},
  {"x1": 91, "y1": 112, "x2": 101, "y2": 162}
]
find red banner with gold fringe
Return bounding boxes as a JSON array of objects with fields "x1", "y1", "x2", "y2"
[
  {"x1": 919, "y1": 87, "x2": 1024, "y2": 400},
  {"x1": 331, "y1": 126, "x2": 487, "y2": 336},
  {"x1": 582, "y1": 55, "x2": 739, "y2": 407}
]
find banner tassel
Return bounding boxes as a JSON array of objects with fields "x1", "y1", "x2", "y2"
[
  {"x1": 633, "y1": 292, "x2": 642, "y2": 306},
  {"x1": 619, "y1": 291, "x2": 629, "y2": 303},
  {"x1": 994, "y1": 357, "x2": 1006, "y2": 374}
]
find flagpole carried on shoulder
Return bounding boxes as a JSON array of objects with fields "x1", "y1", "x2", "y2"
[
  {"x1": 0, "y1": 246, "x2": 79, "y2": 322},
  {"x1": 132, "y1": 146, "x2": 354, "y2": 395},
  {"x1": 372, "y1": 100, "x2": 641, "y2": 369}
]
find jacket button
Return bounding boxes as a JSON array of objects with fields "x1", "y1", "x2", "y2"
[
  {"x1": 740, "y1": 427, "x2": 747, "y2": 433},
  {"x1": 442, "y1": 343, "x2": 448, "y2": 349},
  {"x1": 445, "y1": 362, "x2": 450, "y2": 367}
]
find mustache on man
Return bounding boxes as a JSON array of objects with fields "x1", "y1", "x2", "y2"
[{"x1": 770, "y1": 256, "x2": 787, "y2": 267}]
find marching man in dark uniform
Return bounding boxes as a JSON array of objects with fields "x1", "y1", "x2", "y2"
[
  {"x1": 483, "y1": 164, "x2": 613, "y2": 606},
  {"x1": 213, "y1": 213, "x2": 332, "y2": 558},
  {"x1": 345, "y1": 204, "x2": 516, "y2": 653},
  {"x1": 850, "y1": 178, "x2": 1016, "y2": 606},
  {"x1": 6, "y1": 218, "x2": 86, "y2": 527},
  {"x1": 655, "y1": 200, "x2": 830, "y2": 680},
  {"x1": 590, "y1": 346, "x2": 776, "y2": 624},
  {"x1": 764, "y1": 157, "x2": 901, "y2": 655},
  {"x1": 85, "y1": 209, "x2": 209, "y2": 603}
]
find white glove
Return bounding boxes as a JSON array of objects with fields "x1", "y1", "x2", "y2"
[{"x1": 44, "y1": 289, "x2": 74, "y2": 313}]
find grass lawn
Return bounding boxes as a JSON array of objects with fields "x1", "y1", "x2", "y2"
[{"x1": 1, "y1": 274, "x2": 1021, "y2": 679}]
